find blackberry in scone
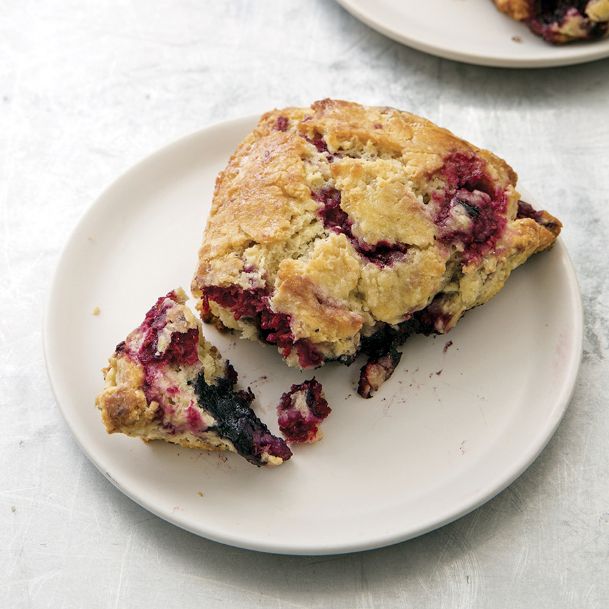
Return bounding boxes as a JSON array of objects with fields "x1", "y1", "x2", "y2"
[
  {"x1": 96, "y1": 289, "x2": 291, "y2": 466},
  {"x1": 494, "y1": 0, "x2": 609, "y2": 43},
  {"x1": 192, "y1": 100, "x2": 561, "y2": 396}
]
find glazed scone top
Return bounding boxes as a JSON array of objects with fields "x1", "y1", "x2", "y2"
[{"x1": 193, "y1": 100, "x2": 559, "y2": 366}]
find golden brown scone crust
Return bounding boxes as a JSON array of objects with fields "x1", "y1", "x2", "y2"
[
  {"x1": 494, "y1": 0, "x2": 533, "y2": 20},
  {"x1": 193, "y1": 100, "x2": 561, "y2": 366}
]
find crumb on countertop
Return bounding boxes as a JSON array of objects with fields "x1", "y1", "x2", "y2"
[{"x1": 92, "y1": 306, "x2": 101, "y2": 316}]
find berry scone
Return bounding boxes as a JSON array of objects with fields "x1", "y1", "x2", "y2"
[
  {"x1": 96, "y1": 289, "x2": 292, "y2": 466},
  {"x1": 493, "y1": 0, "x2": 609, "y2": 43},
  {"x1": 192, "y1": 99, "x2": 561, "y2": 397}
]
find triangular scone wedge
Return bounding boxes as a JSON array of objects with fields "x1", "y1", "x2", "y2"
[
  {"x1": 96, "y1": 289, "x2": 291, "y2": 466},
  {"x1": 191, "y1": 100, "x2": 562, "y2": 396}
]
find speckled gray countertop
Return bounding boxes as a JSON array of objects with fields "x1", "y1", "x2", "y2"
[{"x1": 1, "y1": 1, "x2": 608, "y2": 607}]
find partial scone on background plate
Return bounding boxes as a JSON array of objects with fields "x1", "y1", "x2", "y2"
[
  {"x1": 493, "y1": 0, "x2": 609, "y2": 43},
  {"x1": 96, "y1": 289, "x2": 292, "y2": 466},
  {"x1": 192, "y1": 99, "x2": 562, "y2": 397}
]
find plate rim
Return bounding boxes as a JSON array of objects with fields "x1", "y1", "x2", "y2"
[
  {"x1": 335, "y1": 0, "x2": 609, "y2": 68},
  {"x1": 43, "y1": 115, "x2": 584, "y2": 555}
]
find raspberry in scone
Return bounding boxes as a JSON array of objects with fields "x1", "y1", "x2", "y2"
[
  {"x1": 192, "y1": 100, "x2": 561, "y2": 395},
  {"x1": 96, "y1": 289, "x2": 291, "y2": 466},
  {"x1": 494, "y1": 0, "x2": 609, "y2": 43},
  {"x1": 277, "y1": 379, "x2": 330, "y2": 444}
]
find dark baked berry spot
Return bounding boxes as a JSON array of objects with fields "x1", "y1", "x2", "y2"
[
  {"x1": 307, "y1": 131, "x2": 329, "y2": 153},
  {"x1": 293, "y1": 339, "x2": 324, "y2": 368},
  {"x1": 277, "y1": 378, "x2": 331, "y2": 443},
  {"x1": 313, "y1": 187, "x2": 350, "y2": 231},
  {"x1": 356, "y1": 240, "x2": 408, "y2": 266},
  {"x1": 195, "y1": 373, "x2": 292, "y2": 465},
  {"x1": 358, "y1": 348, "x2": 402, "y2": 399},
  {"x1": 527, "y1": 2, "x2": 608, "y2": 42},
  {"x1": 355, "y1": 319, "x2": 422, "y2": 397},
  {"x1": 416, "y1": 299, "x2": 454, "y2": 335},
  {"x1": 517, "y1": 199, "x2": 543, "y2": 222},
  {"x1": 275, "y1": 115, "x2": 289, "y2": 132},
  {"x1": 517, "y1": 200, "x2": 562, "y2": 233}
]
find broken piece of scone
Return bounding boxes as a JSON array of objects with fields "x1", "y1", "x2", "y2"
[
  {"x1": 96, "y1": 289, "x2": 292, "y2": 466},
  {"x1": 192, "y1": 99, "x2": 562, "y2": 397},
  {"x1": 277, "y1": 379, "x2": 331, "y2": 444},
  {"x1": 493, "y1": 0, "x2": 609, "y2": 43}
]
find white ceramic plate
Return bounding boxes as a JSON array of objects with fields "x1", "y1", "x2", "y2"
[
  {"x1": 44, "y1": 116, "x2": 582, "y2": 555},
  {"x1": 336, "y1": 0, "x2": 609, "y2": 68}
]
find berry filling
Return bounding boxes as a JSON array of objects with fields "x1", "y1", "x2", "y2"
[
  {"x1": 517, "y1": 199, "x2": 544, "y2": 222},
  {"x1": 517, "y1": 200, "x2": 562, "y2": 233},
  {"x1": 274, "y1": 115, "x2": 289, "y2": 132},
  {"x1": 136, "y1": 291, "x2": 200, "y2": 366},
  {"x1": 142, "y1": 329, "x2": 199, "y2": 366},
  {"x1": 117, "y1": 292, "x2": 203, "y2": 415},
  {"x1": 195, "y1": 372, "x2": 292, "y2": 465},
  {"x1": 437, "y1": 189, "x2": 507, "y2": 259},
  {"x1": 313, "y1": 187, "x2": 409, "y2": 267},
  {"x1": 528, "y1": 1, "x2": 607, "y2": 42},
  {"x1": 416, "y1": 302, "x2": 454, "y2": 335},
  {"x1": 355, "y1": 307, "x2": 464, "y2": 398},
  {"x1": 202, "y1": 286, "x2": 323, "y2": 368},
  {"x1": 438, "y1": 151, "x2": 493, "y2": 194},
  {"x1": 315, "y1": 186, "x2": 348, "y2": 230},
  {"x1": 433, "y1": 152, "x2": 507, "y2": 263},
  {"x1": 356, "y1": 319, "x2": 421, "y2": 398},
  {"x1": 358, "y1": 349, "x2": 402, "y2": 399},
  {"x1": 277, "y1": 379, "x2": 331, "y2": 443},
  {"x1": 306, "y1": 131, "x2": 330, "y2": 154},
  {"x1": 537, "y1": 0, "x2": 587, "y2": 19}
]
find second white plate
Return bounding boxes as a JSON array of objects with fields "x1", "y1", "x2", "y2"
[
  {"x1": 336, "y1": 0, "x2": 609, "y2": 68},
  {"x1": 44, "y1": 116, "x2": 582, "y2": 555}
]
